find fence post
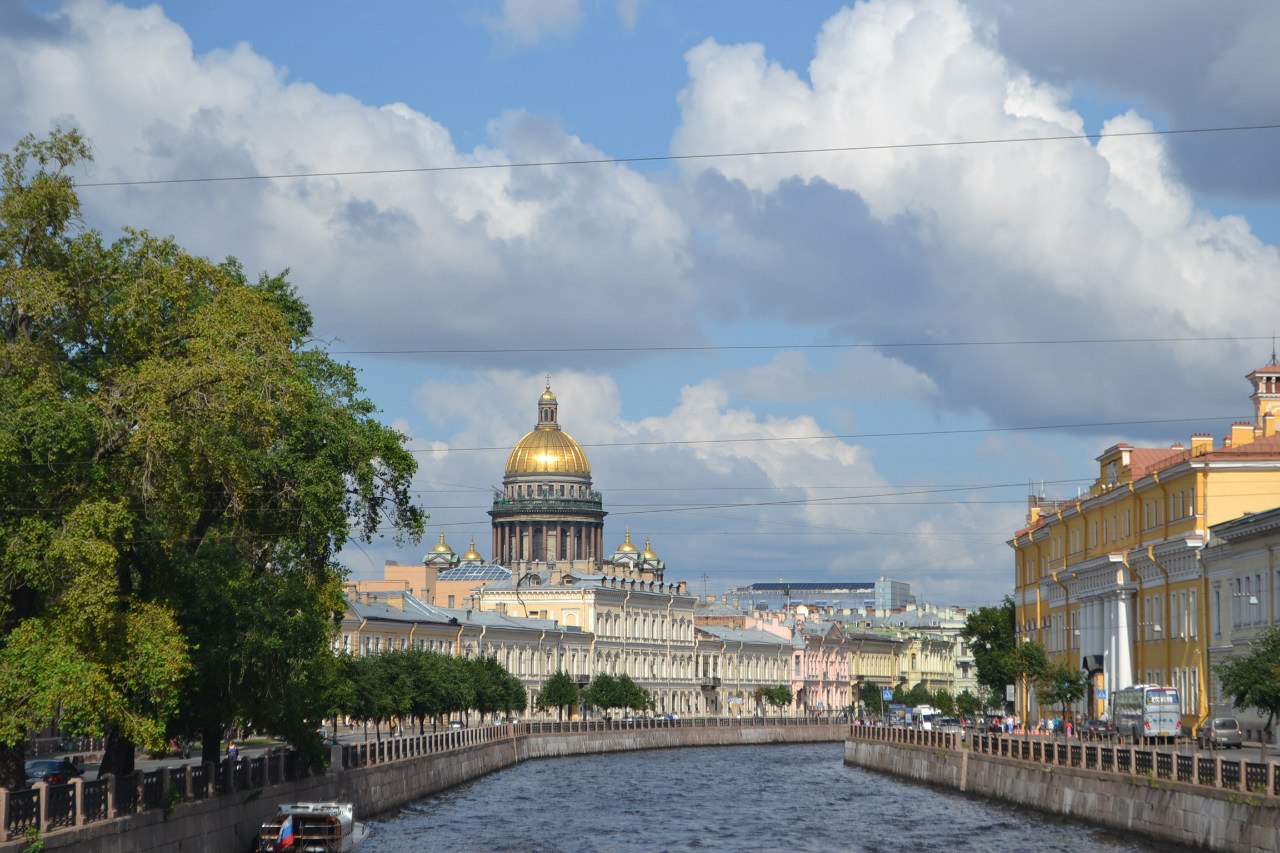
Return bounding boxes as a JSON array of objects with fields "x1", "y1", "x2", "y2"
[
  {"x1": 184, "y1": 764, "x2": 193, "y2": 801},
  {"x1": 1239, "y1": 759, "x2": 1247, "y2": 792},
  {"x1": 134, "y1": 769, "x2": 145, "y2": 812},
  {"x1": 73, "y1": 777, "x2": 86, "y2": 827},
  {"x1": 158, "y1": 764, "x2": 170, "y2": 810},
  {"x1": 35, "y1": 781, "x2": 49, "y2": 834},
  {"x1": 105, "y1": 773, "x2": 116, "y2": 818},
  {"x1": 1214, "y1": 756, "x2": 1223, "y2": 789}
]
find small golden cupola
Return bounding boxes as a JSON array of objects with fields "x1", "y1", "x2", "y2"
[
  {"x1": 461, "y1": 538, "x2": 484, "y2": 563},
  {"x1": 641, "y1": 537, "x2": 658, "y2": 561},
  {"x1": 615, "y1": 528, "x2": 638, "y2": 554}
]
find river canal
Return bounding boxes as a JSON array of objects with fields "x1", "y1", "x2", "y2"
[{"x1": 361, "y1": 743, "x2": 1189, "y2": 853}]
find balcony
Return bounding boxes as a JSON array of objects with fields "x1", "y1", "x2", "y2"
[{"x1": 700, "y1": 677, "x2": 722, "y2": 689}]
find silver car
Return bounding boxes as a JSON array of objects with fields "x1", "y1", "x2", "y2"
[{"x1": 1197, "y1": 717, "x2": 1243, "y2": 749}]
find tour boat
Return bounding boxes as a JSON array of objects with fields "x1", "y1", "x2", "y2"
[{"x1": 255, "y1": 802, "x2": 370, "y2": 852}]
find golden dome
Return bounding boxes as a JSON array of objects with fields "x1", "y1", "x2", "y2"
[
  {"x1": 431, "y1": 531, "x2": 454, "y2": 554},
  {"x1": 641, "y1": 536, "x2": 658, "y2": 561},
  {"x1": 540, "y1": 383, "x2": 557, "y2": 403},
  {"x1": 461, "y1": 538, "x2": 483, "y2": 562},
  {"x1": 615, "y1": 528, "x2": 638, "y2": 553},
  {"x1": 505, "y1": 427, "x2": 591, "y2": 475}
]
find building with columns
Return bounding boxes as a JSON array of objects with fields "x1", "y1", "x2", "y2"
[
  {"x1": 488, "y1": 382, "x2": 607, "y2": 571},
  {"x1": 1010, "y1": 357, "x2": 1280, "y2": 728}
]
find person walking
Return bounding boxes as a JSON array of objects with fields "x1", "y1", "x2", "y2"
[{"x1": 227, "y1": 741, "x2": 238, "y2": 762}]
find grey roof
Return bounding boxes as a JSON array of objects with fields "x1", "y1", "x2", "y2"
[{"x1": 696, "y1": 625, "x2": 791, "y2": 647}]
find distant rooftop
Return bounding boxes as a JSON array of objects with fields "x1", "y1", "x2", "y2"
[{"x1": 740, "y1": 582, "x2": 874, "y2": 592}]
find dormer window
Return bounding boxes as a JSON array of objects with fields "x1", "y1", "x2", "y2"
[{"x1": 1106, "y1": 460, "x2": 1118, "y2": 485}]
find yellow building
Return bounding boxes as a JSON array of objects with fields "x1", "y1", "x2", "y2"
[{"x1": 1010, "y1": 358, "x2": 1280, "y2": 727}]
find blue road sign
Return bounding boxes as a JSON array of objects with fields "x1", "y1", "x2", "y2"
[
  {"x1": 1096, "y1": 689, "x2": 1107, "y2": 700},
  {"x1": 881, "y1": 688, "x2": 893, "y2": 701}
]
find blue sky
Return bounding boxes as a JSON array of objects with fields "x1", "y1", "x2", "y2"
[{"x1": 4, "y1": 0, "x2": 1280, "y2": 607}]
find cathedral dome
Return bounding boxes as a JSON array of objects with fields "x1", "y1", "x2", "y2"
[
  {"x1": 505, "y1": 428, "x2": 591, "y2": 475},
  {"x1": 504, "y1": 381, "x2": 591, "y2": 476}
]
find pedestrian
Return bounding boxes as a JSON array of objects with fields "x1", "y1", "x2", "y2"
[{"x1": 227, "y1": 741, "x2": 238, "y2": 762}]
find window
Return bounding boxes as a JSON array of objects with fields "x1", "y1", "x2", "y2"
[{"x1": 1189, "y1": 589, "x2": 1197, "y2": 638}]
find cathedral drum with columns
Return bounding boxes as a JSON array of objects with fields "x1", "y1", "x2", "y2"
[{"x1": 489, "y1": 382, "x2": 607, "y2": 572}]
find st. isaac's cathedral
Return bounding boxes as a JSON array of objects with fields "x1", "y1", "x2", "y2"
[{"x1": 345, "y1": 382, "x2": 820, "y2": 719}]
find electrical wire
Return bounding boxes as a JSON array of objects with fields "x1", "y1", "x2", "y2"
[{"x1": 73, "y1": 122, "x2": 1280, "y2": 189}]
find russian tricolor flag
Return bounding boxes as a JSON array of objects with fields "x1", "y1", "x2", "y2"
[{"x1": 276, "y1": 814, "x2": 295, "y2": 850}]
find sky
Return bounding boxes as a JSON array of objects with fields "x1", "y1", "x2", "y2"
[{"x1": 3, "y1": 0, "x2": 1279, "y2": 608}]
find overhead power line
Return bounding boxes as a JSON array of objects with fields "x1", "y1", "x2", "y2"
[
  {"x1": 330, "y1": 334, "x2": 1276, "y2": 356},
  {"x1": 408, "y1": 415, "x2": 1236, "y2": 455},
  {"x1": 74, "y1": 123, "x2": 1280, "y2": 189}
]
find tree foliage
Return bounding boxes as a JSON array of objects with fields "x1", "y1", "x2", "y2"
[
  {"x1": 1216, "y1": 626, "x2": 1280, "y2": 744},
  {"x1": 753, "y1": 685, "x2": 793, "y2": 711},
  {"x1": 0, "y1": 129, "x2": 425, "y2": 783},
  {"x1": 581, "y1": 674, "x2": 651, "y2": 714},
  {"x1": 962, "y1": 597, "x2": 1018, "y2": 697},
  {"x1": 330, "y1": 649, "x2": 526, "y2": 737},
  {"x1": 1036, "y1": 661, "x2": 1086, "y2": 723},
  {"x1": 535, "y1": 671, "x2": 581, "y2": 720}
]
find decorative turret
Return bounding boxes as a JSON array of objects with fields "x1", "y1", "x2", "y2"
[{"x1": 1248, "y1": 348, "x2": 1280, "y2": 438}]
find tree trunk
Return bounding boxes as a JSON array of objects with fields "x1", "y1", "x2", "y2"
[
  {"x1": 98, "y1": 728, "x2": 136, "y2": 780},
  {"x1": 200, "y1": 726, "x2": 223, "y2": 766},
  {"x1": 0, "y1": 742, "x2": 26, "y2": 790}
]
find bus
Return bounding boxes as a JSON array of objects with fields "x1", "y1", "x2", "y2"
[{"x1": 1111, "y1": 684, "x2": 1182, "y2": 742}]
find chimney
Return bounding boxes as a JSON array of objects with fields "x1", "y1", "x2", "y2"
[
  {"x1": 1190, "y1": 434, "x2": 1213, "y2": 455},
  {"x1": 1230, "y1": 422, "x2": 1255, "y2": 448},
  {"x1": 1264, "y1": 410, "x2": 1277, "y2": 438}
]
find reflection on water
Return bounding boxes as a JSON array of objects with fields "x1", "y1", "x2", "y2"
[{"x1": 363, "y1": 743, "x2": 1190, "y2": 853}]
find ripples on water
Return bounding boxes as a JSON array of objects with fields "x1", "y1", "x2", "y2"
[{"x1": 362, "y1": 743, "x2": 1187, "y2": 853}]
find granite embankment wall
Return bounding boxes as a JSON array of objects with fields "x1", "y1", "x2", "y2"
[
  {"x1": 6, "y1": 723, "x2": 844, "y2": 853},
  {"x1": 844, "y1": 738, "x2": 1280, "y2": 853}
]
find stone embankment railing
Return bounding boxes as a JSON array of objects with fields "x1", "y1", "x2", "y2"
[
  {"x1": 847, "y1": 724, "x2": 1280, "y2": 797},
  {"x1": 2, "y1": 715, "x2": 832, "y2": 844}
]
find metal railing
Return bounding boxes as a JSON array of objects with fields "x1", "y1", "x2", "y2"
[
  {"x1": 2, "y1": 716, "x2": 845, "y2": 842},
  {"x1": 848, "y1": 726, "x2": 1280, "y2": 797}
]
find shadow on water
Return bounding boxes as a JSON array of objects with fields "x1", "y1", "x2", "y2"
[{"x1": 362, "y1": 743, "x2": 1200, "y2": 853}]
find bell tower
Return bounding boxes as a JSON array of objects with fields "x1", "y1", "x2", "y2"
[{"x1": 1248, "y1": 345, "x2": 1280, "y2": 438}]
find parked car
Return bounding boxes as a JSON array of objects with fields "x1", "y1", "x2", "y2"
[
  {"x1": 1080, "y1": 719, "x2": 1113, "y2": 740},
  {"x1": 24, "y1": 758, "x2": 83, "y2": 787},
  {"x1": 1197, "y1": 717, "x2": 1243, "y2": 749},
  {"x1": 935, "y1": 716, "x2": 965, "y2": 740},
  {"x1": 448, "y1": 719, "x2": 465, "y2": 730}
]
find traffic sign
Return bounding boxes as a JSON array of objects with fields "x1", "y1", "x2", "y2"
[
  {"x1": 1096, "y1": 689, "x2": 1108, "y2": 700},
  {"x1": 881, "y1": 688, "x2": 893, "y2": 701}
]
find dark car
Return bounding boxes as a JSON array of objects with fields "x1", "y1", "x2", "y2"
[
  {"x1": 1080, "y1": 718, "x2": 1112, "y2": 740},
  {"x1": 1198, "y1": 717, "x2": 1243, "y2": 749},
  {"x1": 24, "y1": 758, "x2": 83, "y2": 787}
]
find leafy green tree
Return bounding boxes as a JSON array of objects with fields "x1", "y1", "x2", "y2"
[
  {"x1": 536, "y1": 671, "x2": 581, "y2": 721},
  {"x1": 956, "y1": 690, "x2": 983, "y2": 721},
  {"x1": 752, "y1": 685, "x2": 793, "y2": 715},
  {"x1": 1216, "y1": 626, "x2": 1280, "y2": 762},
  {"x1": 1015, "y1": 641, "x2": 1050, "y2": 720},
  {"x1": 905, "y1": 683, "x2": 933, "y2": 708},
  {"x1": 932, "y1": 690, "x2": 956, "y2": 716},
  {"x1": 962, "y1": 598, "x2": 1017, "y2": 704},
  {"x1": 1036, "y1": 662, "x2": 1086, "y2": 734},
  {"x1": 857, "y1": 682, "x2": 884, "y2": 718},
  {"x1": 0, "y1": 129, "x2": 425, "y2": 783}
]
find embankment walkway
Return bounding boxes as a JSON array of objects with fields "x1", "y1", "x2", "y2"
[
  {"x1": 2, "y1": 717, "x2": 845, "y2": 853},
  {"x1": 845, "y1": 725, "x2": 1280, "y2": 853}
]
